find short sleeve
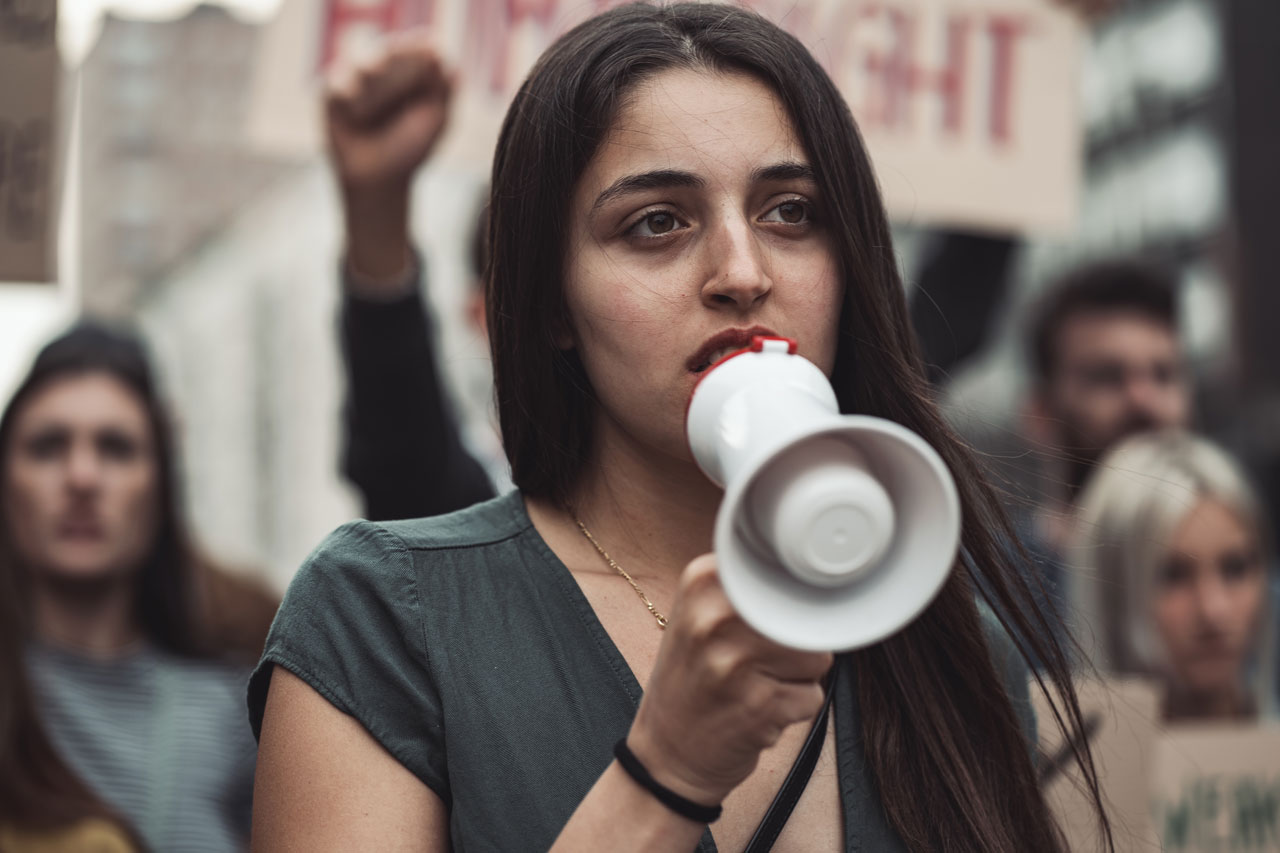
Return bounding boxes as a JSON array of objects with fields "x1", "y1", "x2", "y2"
[
  {"x1": 247, "y1": 520, "x2": 448, "y2": 801},
  {"x1": 978, "y1": 602, "x2": 1038, "y2": 760}
]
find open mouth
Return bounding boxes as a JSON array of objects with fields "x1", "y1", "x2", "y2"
[
  {"x1": 691, "y1": 345, "x2": 750, "y2": 374},
  {"x1": 687, "y1": 326, "x2": 780, "y2": 374}
]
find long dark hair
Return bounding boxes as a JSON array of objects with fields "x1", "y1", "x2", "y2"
[
  {"x1": 487, "y1": 4, "x2": 1110, "y2": 851},
  {"x1": 0, "y1": 531, "x2": 143, "y2": 846},
  {"x1": 0, "y1": 321, "x2": 277, "y2": 663}
]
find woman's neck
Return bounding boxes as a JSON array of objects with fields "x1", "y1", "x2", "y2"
[
  {"x1": 31, "y1": 575, "x2": 143, "y2": 659},
  {"x1": 549, "y1": 425, "x2": 725, "y2": 585},
  {"x1": 1163, "y1": 682, "x2": 1256, "y2": 723}
]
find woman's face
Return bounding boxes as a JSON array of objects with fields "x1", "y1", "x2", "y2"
[
  {"x1": 2, "y1": 372, "x2": 160, "y2": 584},
  {"x1": 1152, "y1": 498, "x2": 1267, "y2": 696},
  {"x1": 563, "y1": 67, "x2": 842, "y2": 462}
]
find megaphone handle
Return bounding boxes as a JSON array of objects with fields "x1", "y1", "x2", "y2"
[{"x1": 742, "y1": 662, "x2": 839, "y2": 852}]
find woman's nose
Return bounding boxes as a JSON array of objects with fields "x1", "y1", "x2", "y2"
[
  {"x1": 1194, "y1": 576, "x2": 1233, "y2": 627},
  {"x1": 700, "y1": 215, "x2": 772, "y2": 311},
  {"x1": 65, "y1": 443, "x2": 103, "y2": 493}
]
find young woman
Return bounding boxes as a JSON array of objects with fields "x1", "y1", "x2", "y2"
[
  {"x1": 250, "y1": 5, "x2": 1108, "y2": 851},
  {"x1": 1068, "y1": 430, "x2": 1276, "y2": 722},
  {"x1": 0, "y1": 536, "x2": 140, "y2": 853},
  {"x1": 0, "y1": 322, "x2": 278, "y2": 852}
]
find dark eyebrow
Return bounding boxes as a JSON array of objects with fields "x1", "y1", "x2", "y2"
[
  {"x1": 592, "y1": 170, "x2": 705, "y2": 210},
  {"x1": 752, "y1": 161, "x2": 816, "y2": 184}
]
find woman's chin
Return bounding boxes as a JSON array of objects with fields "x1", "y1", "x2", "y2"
[
  {"x1": 1173, "y1": 663, "x2": 1243, "y2": 700},
  {"x1": 35, "y1": 546, "x2": 138, "y2": 586}
]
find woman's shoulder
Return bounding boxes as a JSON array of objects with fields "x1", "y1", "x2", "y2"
[
  {"x1": 975, "y1": 600, "x2": 1038, "y2": 752},
  {"x1": 976, "y1": 601, "x2": 1018, "y2": 662},
  {"x1": 316, "y1": 490, "x2": 532, "y2": 563},
  {"x1": 247, "y1": 495, "x2": 540, "y2": 790},
  {"x1": 372, "y1": 489, "x2": 533, "y2": 553},
  {"x1": 271, "y1": 491, "x2": 537, "y2": 637}
]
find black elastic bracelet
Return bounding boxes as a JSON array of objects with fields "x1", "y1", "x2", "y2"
[{"x1": 613, "y1": 739, "x2": 723, "y2": 823}]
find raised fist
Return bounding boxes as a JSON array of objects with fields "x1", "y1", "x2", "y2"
[{"x1": 326, "y1": 32, "x2": 456, "y2": 193}]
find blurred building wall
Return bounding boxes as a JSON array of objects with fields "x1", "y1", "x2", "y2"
[
  {"x1": 72, "y1": 5, "x2": 491, "y2": 588},
  {"x1": 134, "y1": 159, "x2": 487, "y2": 590},
  {"x1": 137, "y1": 164, "x2": 353, "y2": 590},
  {"x1": 77, "y1": 6, "x2": 294, "y2": 318}
]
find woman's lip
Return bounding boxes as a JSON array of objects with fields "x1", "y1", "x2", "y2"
[
  {"x1": 1189, "y1": 642, "x2": 1235, "y2": 656},
  {"x1": 56, "y1": 521, "x2": 105, "y2": 539},
  {"x1": 686, "y1": 325, "x2": 780, "y2": 372}
]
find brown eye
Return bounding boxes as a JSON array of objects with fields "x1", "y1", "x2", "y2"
[
  {"x1": 1079, "y1": 363, "x2": 1125, "y2": 391},
  {"x1": 762, "y1": 200, "x2": 813, "y2": 225},
  {"x1": 1220, "y1": 551, "x2": 1259, "y2": 582},
  {"x1": 626, "y1": 210, "x2": 686, "y2": 239},
  {"x1": 646, "y1": 212, "x2": 677, "y2": 234},
  {"x1": 1159, "y1": 557, "x2": 1194, "y2": 588},
  {"x1": 98, "y1": 429, "x2": 140, "y2": 462},
  {"x1": 778, "y1": 202, "x2": 806, "y2": 223},
  {"x1": 22, "y1": 428, "x2": 68, "y2": 461}
]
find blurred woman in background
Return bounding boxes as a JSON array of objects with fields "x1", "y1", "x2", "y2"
[
  {"x1": 0, "y1": 535, "x2": 140, "y2": 852},
  {"x1": 0, "y1": 321, "x2": 279, "y2": 852},
  {"x1": 1069, "y1": 430, "x2": 1276, "y2": 721}
]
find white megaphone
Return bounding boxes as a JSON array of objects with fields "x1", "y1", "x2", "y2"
[{"x1": 686, "y1": 336, "x2": 960, "y2": 651}]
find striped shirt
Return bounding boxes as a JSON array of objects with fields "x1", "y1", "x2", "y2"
[{"x1": 26, "y1": 641, "x2": 255, "y2": 852}]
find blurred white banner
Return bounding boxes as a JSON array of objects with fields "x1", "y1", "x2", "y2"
[{"x1": 247, "y1": 0, "x2": 1082, "y2": 234}]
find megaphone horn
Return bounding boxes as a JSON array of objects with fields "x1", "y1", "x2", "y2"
[{"x1": 686, "y1": 336, "x2": 960, "y2": 652}]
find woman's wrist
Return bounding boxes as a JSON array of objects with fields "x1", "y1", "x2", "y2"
[
  {"x1": 613, "y1": 738, "x2": 723, "y2": 823},
  {"x1": 341, "y1": 181, "x2": 412, "y2": 284},
  {"x1": 623, "y1": 722, "x2": 737, "y2": 808}
]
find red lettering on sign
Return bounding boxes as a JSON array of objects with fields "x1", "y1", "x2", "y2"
[
  {"x1": 508, "y1": 0, "x2": 557, "y2": 25},
  {"x1": 824, "y1": 3, "x2": 1037, "y2": 146},
  {"x1": 465, "y1": 0, "x2": 559, "y2": 94},
  {"x1": 907, "y1": 15, "x2": 970, "y2": 135},
  {"x1": 986, "y1": 15, "x2": 1029, "y2": 144},
  {"x1": 855, "y1": 7, "x2": 969, "y2": 136},
  {"x1": 318, "y1": 0, "x2": 436, "y2": 69}
]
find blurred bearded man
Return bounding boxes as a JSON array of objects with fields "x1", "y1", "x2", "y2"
[{"x1": 1018, "y1": 260, "x2": 1191, "y2": 633}]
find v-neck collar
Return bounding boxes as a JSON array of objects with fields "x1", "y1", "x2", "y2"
[
  {"x1": 511, "y1": 496, "x2": 720, "y2": 850},
  {"x1": 508, "y1": 492, "x2": 896, "y2": 853}
]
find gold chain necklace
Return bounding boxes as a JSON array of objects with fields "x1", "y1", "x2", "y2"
[{"x1": 572, "y1": 512, "x2": 668, "y2": 630}]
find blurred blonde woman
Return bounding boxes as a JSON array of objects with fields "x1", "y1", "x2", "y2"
[{"x1": 1068, "y1": 430, "x2": 1276, "y2": 722}]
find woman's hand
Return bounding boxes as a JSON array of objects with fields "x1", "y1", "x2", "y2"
[
  {"x1": 325, "y1": 33, "x2": 455, "y2": 194},
  {"x1": 326, "y1": 33, "x2": 455, "y2": 285},
  {"x1": 625, "y1": 554, "x2": 833, "y2": 807}
]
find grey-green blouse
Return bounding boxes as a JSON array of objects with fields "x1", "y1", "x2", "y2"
[{"x1": 248, "y1": 491, "x2": 1035, "y2": 852}]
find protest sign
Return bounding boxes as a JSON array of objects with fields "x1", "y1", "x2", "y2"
[
  {"x1": 1033, "y1": 677, "x2": 1280, "y2": 852},
  {"x1": 247, "y1": 0, "x2": 1082, "y2": 234},
  {"x1": 1152, "y1": 725, "x2": 1280, "y2": 852},
  {"x1": 1032, "y1": 677, "x2": 1163, "y2": 851},
  {"x1": 0, "y1": 0, "x2": 58, "y2": 282}
]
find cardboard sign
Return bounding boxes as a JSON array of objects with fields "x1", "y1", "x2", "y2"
[
  {"x1": 247, "y1": 0, "x2": 1082, "y2": 234},
  {"x1": 1151, "y1": 725, "x2": 1280, "y2": 852},
  {"x1": 1033, "y1": 678, "x2": 1280, "y2": 852},
  {"x1": 1032, "y1": 677, "x2": 1164, "y2": 851},
  {"x1": 0, "y1": 0, "x2": 58, "y2": 283}
]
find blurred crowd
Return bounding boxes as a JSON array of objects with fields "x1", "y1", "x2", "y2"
[{"x1": 1, "y1": 1, "x2": 1276, "y2": 851}]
